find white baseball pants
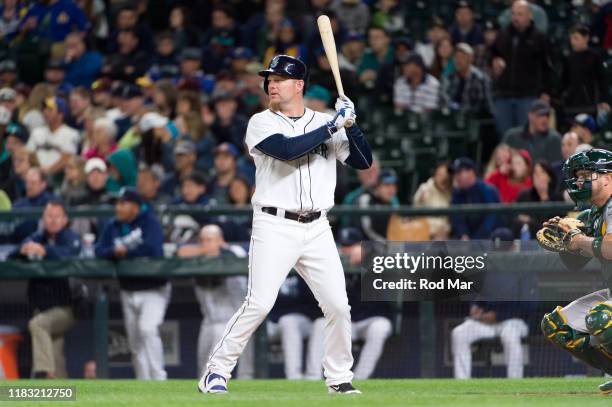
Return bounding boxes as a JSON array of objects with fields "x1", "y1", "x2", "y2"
[
  {"x1": 206, "y1": 212, "x2": 354, "y2": 386},
  {"x1": 308, "y1": 316, "x2": 392, "y2": 379},
  {"x1": 120, "y1": 283, "x2": 171, "y2": 380},
  {"x1": 451, "y1": 318, "x2": 528, "y2": 379},
  {"x1": 195, "y1": 278, "x2": 254, "y2": 378},
  {"x1": 267, "y1": 313, "x2": 316, "y2": 379}
]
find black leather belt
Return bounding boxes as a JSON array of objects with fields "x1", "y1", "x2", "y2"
[{"x1": 261, "y1": 207, "x2": 321, "y2": 223}]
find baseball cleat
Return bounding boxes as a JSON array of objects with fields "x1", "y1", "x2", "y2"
[
  {"x1": 328, "y1": 382, "x2": 361, "y2": 394},
  {"x1": 600, "y1": 381, "x2": 612, "y2": 395},
  {"x1": 197, "y1": 372, "x2": 228, "y2": 394}
]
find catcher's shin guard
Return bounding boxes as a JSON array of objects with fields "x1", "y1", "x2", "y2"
[
  {"x1": 586, "y1": 303, "x2": 612, "y2": 360},
  {"x1": 541, "y1": 306, "x2": 591, "y2": 350}
]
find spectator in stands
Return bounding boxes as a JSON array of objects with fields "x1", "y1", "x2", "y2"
[
  {"x1": 208, "y1": 143, "x2": 239, "y2": 205},
  {"x1": 449, "y1": 1, "x2": 483, "y2": 46},
  {"x1": 18, "y1": 0, "x2": 89, "y2": 45},
  {"x1": 3, "y1": 147, "x2": 36, "y2": 202},
  {"x1": 176, "y1": 48, "x2": 215, "y2": 95},
  {"x1": 90, "y1": 78, "x2": 113, "y2": 110},
  {"x1": 175, "y1": 112, "x2": 215, "y2": 173},
  {"x1": 83, "y1": 118, "x2": 118, "y2": 161},
  {"x1": 63, "y1": 33, "x2": 103, "y2": 88},
  {"x1": 491, "y1": 0, "x2": 552, "y2": 136},
  {"x1": 114, "y1": 84, "x2": 146, "y2": 143},
  {"x1": 262, "y1": 18, "x2": 303, "y2": 67},
  {"x1": 268, "y1": 275, "x2": 321, "y2": 379},
  {"x1": 102, "y1": 29, "x2": 151, "y2": 82},
  {"x1": 331, "y1": 0, "x2": 370, "y2": 34},
  {"x1": 484, "y1": 143, "x2": 512, "y2": 178},
  {"x1": 358, "y1": 168, "x2": 399, "y2": 242},
  {"x1": 168, "y1": 5, "x2": 202, "y2": 52},
  {"x1": 137, "y1": 164, "x2": 169, "y2": 205},
  {"x1": 214, "y1": 176, "x2": 252, "y2": 242},
  {"x1": 430, "y1": 37, "x2": 455, "y2": 79},
  {"x1": 440, "y1": 43, "x2": 494, "y2": 116},
  {"x1": 68, "y1": 87, "x2": 92, "y2": 132},
  {"x1": 26, "y1": 97, "x2": 78, "y2": 177},
  {"x1": 310, "y1": 47, "x2": 358, "y2": 100},
  {"x1": 132, "y1": 112, "x2": 175, "y2": 172},
  {"x1": 415, "y1": 17, "x2": 448, "y2": 68},
  {"x1": 44, "y1": 60, "x2": 71, "y2": 97},
  {"x1": 473, "y1": 20, "x2": 498, "y2": 77},
  {"x1": 393, "y1": 53, "x2": 440, "y2": 113},
  {"x1": 0, "y1": 124, "x2": 28, "y2": 201},
  {"x1": 502, "y1": 100, "x2": 562, "y2": 164},
  {"x1": 514, "y1": 160, "x2": 562, "y2": 238},
  {"x1": 451, "y1": 301, "x2": 528, "y2": 379},
  {"x1": 572, "y1": 113, "x2": 597, "y2": 152},
  {"x1": 310, "y1": 227, "x2": 393, "y2": 379},
  {"x1": 551, "y1": 131, "x2": 579, "y2": 195},
  {"x1": 559, "y1": 24, "x2": 610, "y2": 123},
  {"x1": 0, "y1": 60, "x2": 17, "y2": 88},
  {"x1": 108, "y1": 4, "x2": 154, "y2": 54},
  {"x1": 304, "y1": 85, "x2": 334, "y2": 115},
  {"x1": 485, "y1": 148, "x2": 532, "y2": 203},
  {"x1": 0, "y1": 87, "x2": 18, "y2": 124},
  {"x1": 82, "y1": 158, "x2": 111, "y2": 205},
  {"x1": 202, "y1": 4, "x2": 241, "y2": 50},
  {"x1": 9, "y1": 200, "x2": 81, "y2": 379},
  {"x1": 371, "y1": 0, "x2": 405, "y2": 34},
  {"x1": 450, "y1": 157, "x2": 502, "y2": 240},
  {"x1": 105, "y1": 149, "x2": 138, "y2": 194},
  {"x1": 413, "y1": 162, "x2": 453, "y2": 240},
  {"x1": 160, "y1": 140, "x2": 197, "y2": 198},
  {"x1": 18, "y1": 84, "x2": 51, "y2": 132},
  {"x1": 341, "y1": 31, "x2": 366, "y2": 72},
  {"x1": 95, "y1": 187, "x2": 169, "y2": 380},
  {"x1": 236, "y1": 62, "x2": 267, "y2": 117},
  {"x1": 0, "y1": 0, "x2": 23, "y2": 41},
  {"x1": 148, "y1": 32, "x2": 180, "y2": 81},
  {"x1": 59, "y1": 156, "x2": 88, "y2": 206},
  {"x1": 175, "y1": 172, "x2": 211, "y2": 227},
  {"x1": 210, "y1": 92, "x2": 247, "y2": 148},
  {"x1": 358, "y1": 26, "x2": 393, "y2": 90},
  {"x1": 176, "y1": 224, "x2": 248, "y2": 376},
  {"x1": 498, "y1": 0, "x2": 548, "y2": 34}
]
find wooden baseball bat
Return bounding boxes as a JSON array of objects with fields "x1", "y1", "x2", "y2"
[{"x1": 317, "y1": 15, "x2": 353, "y2": 127}]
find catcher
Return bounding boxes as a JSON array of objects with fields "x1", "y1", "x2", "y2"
[{"x1": 537, "y1": 149, "x2": 612, "y2": 395}]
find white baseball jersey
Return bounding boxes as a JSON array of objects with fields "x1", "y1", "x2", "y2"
[{"x1": 245, "y1": 107, "x2": 350, "y2": 212}]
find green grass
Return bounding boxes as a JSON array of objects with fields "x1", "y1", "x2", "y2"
[{"x1": 2, "y1": 378, "x2": 610, "y2": 407}]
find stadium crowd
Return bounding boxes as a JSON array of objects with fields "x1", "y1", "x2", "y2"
[{"x1": 1, "y1": 0, "x2": 612, "y2": 380}]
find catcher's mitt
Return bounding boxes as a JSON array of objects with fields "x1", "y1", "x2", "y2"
[{"x1": 536, "y1": 217, "x2": 585, "y2": 253}]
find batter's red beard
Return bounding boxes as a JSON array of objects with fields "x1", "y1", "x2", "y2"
[{"x1": 268, "y1": 100, "x2": 281, "y2": 112}]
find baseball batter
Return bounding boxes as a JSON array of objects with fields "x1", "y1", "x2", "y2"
[
  {"x1": 538, "y1": 149, "x2": 612, "y2": 395},
  {"x1": 198, "y1": 55, "x2": 372, "y2": 395}
]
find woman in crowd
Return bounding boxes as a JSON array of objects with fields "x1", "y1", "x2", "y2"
[
  {"x1": 485, "y1": 148, "x2": 533, "y2": 203},
  {"x1": 513, "y1": 160, "x2": 562, "y2": 238},
  {"x1": 413, "y1": 161, "x2": 453, "y2": 240}
]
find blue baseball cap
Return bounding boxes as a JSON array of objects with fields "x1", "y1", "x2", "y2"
[
  {"x1": 451, "y1": 157, "x2": 476, "y2": 172},
  {"x1": 117, "y1": 187, "x2": 142, "y2": 205},
  {"x1": 43, "y1": 96, "x2": 69, "y2": 117},
  {"x1": 231, "y1": 47, "x2": 253, "y2": 60},
  {"x1": 215, "y1": 142, "x2": 240, "y2": 158},
  {"x1": 574, "y1": 113, "x2": 597, "y2": 133},
  {"x1": 379, "y1": 168, "x2": 398, "y2": 184},
  {"x1": 338, "y1": 227, "x2": 364, "y2": 246}
]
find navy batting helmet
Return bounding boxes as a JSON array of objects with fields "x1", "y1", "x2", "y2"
[{"x1": 258, "y1": 55, "x2": 308, "y2": 95}]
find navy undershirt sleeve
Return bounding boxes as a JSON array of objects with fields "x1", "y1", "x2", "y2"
[
  {"x1": 344, "y1": 124, "x2": 373, "y2": 170},
  {"x1": 255, "y1": 124, "x2": 333, "y2": 161}
]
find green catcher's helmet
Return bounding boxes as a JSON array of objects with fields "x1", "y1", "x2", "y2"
[{"x1": 563, "y1": 149, "x2": 612, "y2": 204}]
